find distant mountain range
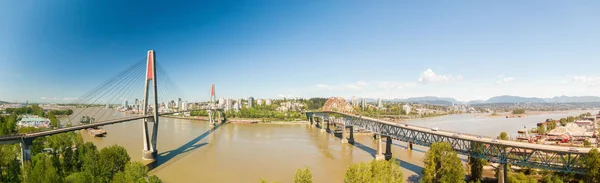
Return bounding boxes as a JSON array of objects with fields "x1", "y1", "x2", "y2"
[
  {"x1": 374, "y1": 95, "x2": 600, "y2": 106},
  {"x1": 0, "y1": 100, "x2": 8, "y2": 104}
]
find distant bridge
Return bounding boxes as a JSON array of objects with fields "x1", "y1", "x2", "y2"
[{"x1": 306, "y1": 111, "x2": 591, "y2": 182}]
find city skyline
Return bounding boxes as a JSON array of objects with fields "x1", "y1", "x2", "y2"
[{"x1": 1, "y1": 1, "x2": 599, "y2": 102}]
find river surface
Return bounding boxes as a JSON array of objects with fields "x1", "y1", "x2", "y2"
[{"x1": 63, "y1": 109, "x2": 597, "y2": 183}]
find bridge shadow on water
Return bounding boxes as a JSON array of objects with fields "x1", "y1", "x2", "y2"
[{"x1": 148, "y1": 122, "x2": 225, "y2": 172}]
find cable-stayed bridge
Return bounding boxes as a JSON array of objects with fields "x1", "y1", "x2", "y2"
[
  {"x1": 0, "y1": 50, "x2": 224, "y2": 165},
  {"x1": 0, "y1": 50, "x2": 595, "y2": 183}
]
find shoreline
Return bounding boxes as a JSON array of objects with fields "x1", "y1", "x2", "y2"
[{"x1": 161, "y1": 115, "x2": 309, "y2": 124}]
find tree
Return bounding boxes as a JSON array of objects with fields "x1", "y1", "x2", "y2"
[
  {"x1": 499, "y1": 132, "x2": 509, "y2": 140},
  {"x1": 344, "y1": 158, "x2": 403, "y2": 183},
  {"x1": 99, "y1": 145, "x2": 131, "y2": 182},
  {"x1": 25, "y1": 154, "x2": 63, "y2": 183},
  {"x1": 584, "y1": 140, "x2": 591, "y2": 147},
  {"x1": 258, "y1": 178, "x2": 279, "y2": 183},
  {"x1": 293, "y1": 167, "x2": 313, "y2": 183},
  {"x1": 537, "y1": 125, "x2": 546, "y2": 134},
  {"x1": 512, "y1": 109, "x2": 525, "y2": 114},
  {"x1": 0, "y1": 144, "x2": 21, "y2": 182},
  {"x1": 65, "y1": 172, "x2": 94, "y2": 183},
  {"x1": 559, "y1": 118, "x2": 567, "y2": 126},
  {"x1": 111, "y1": 162, "x2": 162, "y2": 183},
  {"x1": 420, "y1": 142, "x2": 465, "y2": 183},
  {"x1": 468, "y1": 143, "x2": 485, "y2": 181},
  {"x1": 547, "y1": 121, "x2": 557, "y2": 131},
  {"x1": 541, "y1": 174, "x2": 564, "y2": 183},
  {"x1": 585, "y1": 148, "x2": 600, "y2": 182},
  {"x1": 345, "y1": 162, "x2": 372, "y2": 183},
  {"x1": 507, "y1": 172, "x2": 537, "y2": 183}
]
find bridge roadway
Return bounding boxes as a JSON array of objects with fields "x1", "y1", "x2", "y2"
[
  {"x1": 0, "y1": 111, "x2": 185, "y2": 145},
  {"x1": 307, "y1": 111, "x2": 590, "y2": 174}
]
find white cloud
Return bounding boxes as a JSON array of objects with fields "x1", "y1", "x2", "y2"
[
  {"x1": 418, "y1": 69, "x2": 461, "y2": 84},
  {"x1": 40, "y1": 97, "x2": 47, "y2": 100},
  {"x1": 316, "y1": 84, "x2": 332, "y2": 90},
  {"x1": 345, "y1": 81, "x2": 368, "y2": 90},
  {"x1": 63, "y1": 97, "x2": 78, "y2": 101},
  {"x1": 496, "y1": 77, "x2": 515, "y2": 84},
  {"x1": 572, "y1": 76, "x2": 600, "y2": 87}
]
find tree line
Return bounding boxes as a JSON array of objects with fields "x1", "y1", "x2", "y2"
[
  {"x1": 259, "y1": 158, "x2": 404, "y2": 183},
  {"x1": 0, "y1": 106, "x2": 161, "y2": 182}
]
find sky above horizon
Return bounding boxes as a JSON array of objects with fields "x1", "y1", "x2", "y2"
[{"x1": 1, "y1": 1, "x2": 599, "y2": 103}]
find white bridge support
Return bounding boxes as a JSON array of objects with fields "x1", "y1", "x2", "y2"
[
  {"x1": 142, "y1": 50, "x2": 160, "y2": 161},
  {"x1": 207, "y1": 109, "x2": 224, "y2": 126}
]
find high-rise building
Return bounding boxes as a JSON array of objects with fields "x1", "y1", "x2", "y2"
[
  {"x1": 235, "y1": 99, "x2": 242, "y2": 111},
  {"x1": 351, "y1": 96, "x2": 358, "y2": 107},
  {"x1": 248, "y1": 97, "x2": 255, "y2": 108},
  {"x1": 257, "y1": 99, "x2": 263, "y2": 106},
  {"x1": 377, "y1": 98, "x2": 382, "y2": 108},
  {"x1": 265, "y1": 99, "x2": 272, "y2": 105},
  {"x1": 177, "y1": 98, "x2": 182, "y2": 109},
  {"x1": 218, "y1": 98, "x2": 226, "y2": 108},
  {"x1": 181, "y1": 101, "x2": 188, "y2": 110},
  {"x1": 122, "y1": 100, "x2": 128, "y2": 108},
  {"x1": 361, "y1": 98, "x2": 367, "y2": 110}
]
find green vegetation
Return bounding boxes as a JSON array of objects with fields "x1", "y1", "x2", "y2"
[
  {"x1": 507, "y1": 172, "x2": 537, "y2": 183},
  {"x1": 344, "y1": 158, "x2": 403, "y2": 183},
  {"x1": 547, "y1": 120, "x2": 557, "y2": 131},
  {"x1": 537, "y1": 125, "x2": 546, "y2": 134},
  {"x1": 584, "y1": 140, "x2": 591, "y2": 147},
  {"x1": 192, "y1": 98, "x2": 329, "y2": 121},
  {"x1": 468, "y1": 143, "x2": 486, "y2": 182},
  {"x1": 585, "y1": 148, "x2": 600, "y2": 182},
  {"x1": 512, "y1": 109, "x2": 526, "y2": 115},
  {"x1": 225, "y1": 106, "x2": 303, "y2": 121},
  {"x1": 0, "y1": 106, "x2": 160, "y2": 183},
  {"x1": 293, "y1": 167, "x2": 313, "y2": 183},
  {"x1": 421, "y1": 142, "x2": 465, "y2": 183},
  {"x1": 499, "y1": 132, "x2": 509, "y2": 140},
  {"x1": 259, "y1": 159, "x2": 403, "y2": 183},
  {"x1": 2, "y1": 105, "x2": 73, "y2": 128}
]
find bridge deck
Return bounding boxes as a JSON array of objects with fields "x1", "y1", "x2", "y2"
[{"x1": 307, "y1": 111, "x2": 590, "y2": 173}]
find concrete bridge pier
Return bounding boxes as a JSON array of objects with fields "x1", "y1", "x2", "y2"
[
  {"x1": 375, "y1": 134, "x2": 385, "y2": 160},
  {"x1": 308, "y1": 116, "x2": 314, "y2": 126},
  {"x1": 20, "y1": 138, "x2": 33, "y2": 166},
  {"x1": 408, "y1": 142, "x2": 413, "y2": 150},
  {"x1": 326, "y1": 120, "x2": 331, "y2": 133},
  {"x1": 319, "y1": 119, "x2": 326, "y2": 132},
  {"x1": 348, "y1": 126, "x2": 355, "y2": 144},
  {"x1": 497, "y1": 163, "x2": 507, "y2": 183},
  {"x1": 341, "y1": 126, "x2": 348, "y2": 143},
  {"x1": 384, "y1": 136, "x2": 392, "y2": 160}
]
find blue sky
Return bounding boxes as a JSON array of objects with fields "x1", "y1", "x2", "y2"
[{"x1": 0, "y1": 1, "x2": 599, "y2": 102}]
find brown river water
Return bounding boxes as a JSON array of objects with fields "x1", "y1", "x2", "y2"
[{"x1": 62, "y1": 109, "x2": 596, "y2": 182}]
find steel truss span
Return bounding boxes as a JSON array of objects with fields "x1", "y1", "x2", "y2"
[{"x1": 306, "y1": 111, "x2": 590, "y2": 174}]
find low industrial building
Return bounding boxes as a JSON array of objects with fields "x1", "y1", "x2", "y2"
[{"x1": 18, "y1": 115, "x2": 51, "y2": 128}]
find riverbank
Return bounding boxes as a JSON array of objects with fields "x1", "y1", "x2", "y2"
[{"x1": 161, "y1": 115, "x2": 308, "y2": 124}]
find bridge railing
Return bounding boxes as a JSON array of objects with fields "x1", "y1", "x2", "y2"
[{"x1": 306, "y1": 111, "x2": 589, "y2": 174}]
